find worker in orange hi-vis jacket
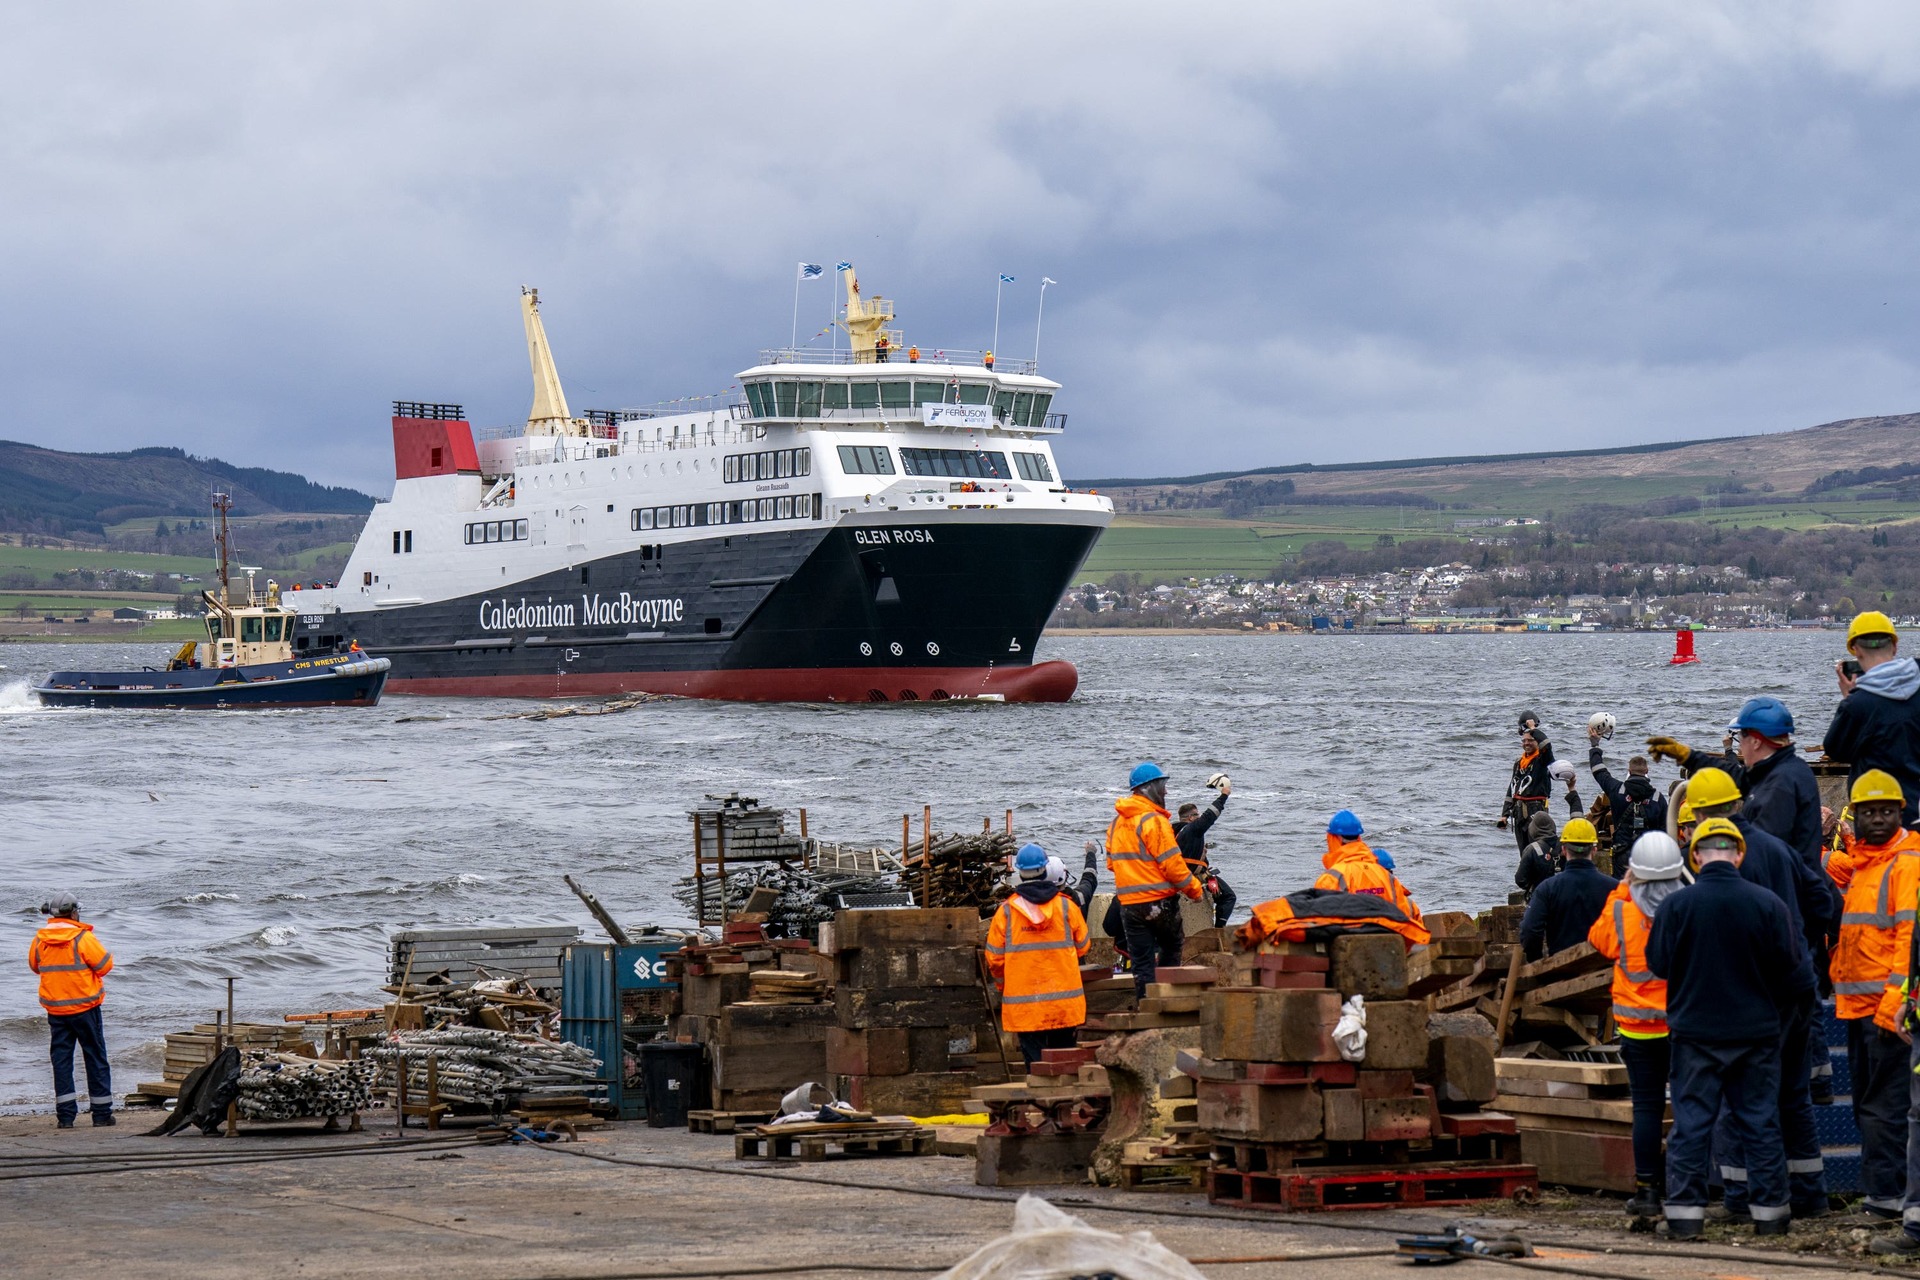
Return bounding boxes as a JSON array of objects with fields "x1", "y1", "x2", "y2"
[
  {"x1": 28, "y1": 892, "x2": 115, "y2": 1129},
  {"x1": 986, "y1": 844, "x2": 1091, "y2": 1068}
]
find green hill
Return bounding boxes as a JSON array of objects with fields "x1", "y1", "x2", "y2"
[{"x1": 0, "y1": 440, "x2": 375, "y2": 538}]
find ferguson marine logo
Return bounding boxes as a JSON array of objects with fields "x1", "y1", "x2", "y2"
[{"x1": 478, "y1": 593, "x2": 684, "y2": 631}]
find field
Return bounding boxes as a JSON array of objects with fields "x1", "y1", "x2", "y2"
[
  {"x1": 0, "y1": 544, "x2": 212, "y2": 577},
  {"x1": 0, "y1": 592, "x2": 177, "y2": 615}
]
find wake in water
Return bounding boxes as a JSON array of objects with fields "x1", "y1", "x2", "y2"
[{"x1": 0, "y1": 679, "x2": 42, "y2": 714}]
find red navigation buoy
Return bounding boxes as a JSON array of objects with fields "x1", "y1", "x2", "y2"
[{"x1": 1669, "y1": 628, "x2": 1699, "y2": 665}]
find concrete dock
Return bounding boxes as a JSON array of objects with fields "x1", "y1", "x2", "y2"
[{"x1": 0, "y1": 1113, "x2": 1883, "y2": 1278}]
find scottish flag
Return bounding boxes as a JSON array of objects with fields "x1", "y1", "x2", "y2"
[
  {"x1": 798, "y1": 263, "x2": 823, "y2": 280},
  {"x1": 999, "y1": 273, "x2": 1016, "y2": 283},
  {"x1": 836, "y1": 261, "x2": 853, "y2": 272}
]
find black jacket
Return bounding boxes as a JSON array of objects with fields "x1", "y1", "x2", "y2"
[
  {"x1": 1647, "y1": 861, "x2": 1802, "y2": 1043},
  {"x1": 1732, "y1": 815, "x2": 1840, "y2": 978},
  {"x1": 1589, "y1": 747, "x2": 1667, "y2": 856},
  {"x1": 1502, "y1": 742, "x2": 1557, "y2": 816},
  {"x1": 1686, "y1": 748, "x2": 1823, "y2": 867},
  {"x1": 1519, "y1": 858, "x2": 1619, "y2": 960},
  {"x1": 1825, "y1": 670, "x2": 1920, "y2": 827},
  {"x1": 1173, "y1": 794, "x2": 1226, "y2": 867},
  {"x1": 1515, "y1": 837, "x2": 1561, "y2": 898}
]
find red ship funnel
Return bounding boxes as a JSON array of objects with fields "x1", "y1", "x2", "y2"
[{"x1": 1669, "y1": 628, "x2": 1699, "y2": 665}]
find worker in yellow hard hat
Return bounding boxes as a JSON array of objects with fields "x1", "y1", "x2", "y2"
[
  {"x1": 1674, "y1": 770, "x2": 1840, "y2": 1223},
  {"x1": 1824, "y1": 772, "x2": 1920, "y2": 1235},
  {"x1": 1518, "y1": 816, "x2": 1618, "y2": 960},
  {"x1": 1825, "y1": 610, "x2": 1920, "y2": 829},
  {"x1": 1649, "y1": 814, "x2": 1809, "y2": 1238}
]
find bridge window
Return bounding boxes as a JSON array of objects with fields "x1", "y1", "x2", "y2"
[
  {"x1": 466, "y1": 520, "x2": 530, "y2": 544},
  {"x1": 724, "y1": 447, "x2": 812, "y2": 483},
  {"x1": 1014, "y1": 452, "x2": 1054, "y2": 482},
  {"x1": 880, "y1": 381, "x2": 911, "y2": 409},
  {"x1": 913, "y1": 382, "x2": 947, "y2": 407},
  {"x1": 837, "y1": 444, "x2": 895, "y2": 476},
  {"x1": 745, "y1": 382, "x2": 771, "y2": 417},
  {"x1": 241, "y1": 616, "x2": 263, "y2": 644},
  {"x1": 850, "y1": 383, "x2": 879, "y2": 410},
  {"x1": 823, "y1": 382, "x2": 849, "y2": 410},
  {"x1": 900, "y1": 448, "x2": 1010, "y2": 480},
  {"x1": 957, "y1": 383, "x2": 990, "y2": 405},
  {"x1": 797, "y1": 382, "x2": 823, "y2": 418}
]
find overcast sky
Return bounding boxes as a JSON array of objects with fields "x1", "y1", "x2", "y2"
[{"x1": 6, "y1": 3, "x2": 1920, "y2": 494}]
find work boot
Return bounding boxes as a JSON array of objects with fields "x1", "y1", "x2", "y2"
[
  {"x1": 1810, "y1": 1080, "x2": 1835, "y2": 1107},
  {"x1": 1624, "y1": 1181, "x2": 1663, "y2": 1218},
  {"x1": 1791, "y1": 1198, "x2": 1830, "y2": 1221},
  {"x1": 91, "y1": 1110, "x2": 115, "y2": 1127},
  {"x1": 1834, "y1": 1207, "x2": 1901, "y2": 1228},
  {"x1": 1665, "y1": 1217, "x2": 1703, "y2": 1241},
  {"x1": 1753, "y1": 1217, "x2": 1790, "y2": 1238},
  {"x1": 1706, "y1": 1203, "x2": 1751, "y2": 1224},
  {"x1": 55, "y1": 1116, "x2": 74, "y2": 1130},
  {"x1": 1870, "y1": 1232, "x2": 1920, "y2": 1257}
]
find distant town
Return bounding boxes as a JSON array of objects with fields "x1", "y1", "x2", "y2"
[{"x1": 1054, "y1": 558, "x2": 1911, "y2": 633}]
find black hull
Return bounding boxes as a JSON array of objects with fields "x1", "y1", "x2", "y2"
[
  {"x1": 35, "y1": 656, "x2": 391, "y2": 710},
  {"x1": 293, "y1": 519, "x2": 1100, "y2": 702}
]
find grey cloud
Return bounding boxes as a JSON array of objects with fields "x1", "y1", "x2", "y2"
[{"x1": 2, "y1": 3, "x2": 1917, "y2": 493}]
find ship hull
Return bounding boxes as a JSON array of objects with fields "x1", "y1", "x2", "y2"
[
  {"x1": 296, "y1": 517, "x2": 1101, "y2": 703},
  {"x1": 34, "y1": 656, "x2": 391, "y2": 710}
]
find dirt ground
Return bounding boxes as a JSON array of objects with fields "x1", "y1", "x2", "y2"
[{"x1": 0, "y1": 1110, "x2": 1902, "y2": 1278}]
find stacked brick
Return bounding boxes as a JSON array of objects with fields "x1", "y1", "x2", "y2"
[
  {"x1": 671, "y1": 923, "x2": 836, "y2": 1115},
  {"x1": 1190, "y1": 928, "x2": 1536, "y2": 1210},
  {"x1": 823, "y1": 908, "x2": 1008, "y2": 1115}
]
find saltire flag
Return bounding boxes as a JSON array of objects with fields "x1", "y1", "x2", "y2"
[
  {"x1": 798, "y1": 263, "x2": 824, "y2": 280},
  {"x1": 836, "y1": 261, "x2": 853, "y2": 272},
  {"x1": 999, "y1": 274, "x2": 1016, "y2": 283}
]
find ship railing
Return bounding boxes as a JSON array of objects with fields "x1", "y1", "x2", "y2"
[
  {"x1": 739, "y1": 406, "x2": 1066, "y2": 433},
  {"x1": 756, "y1": 347, "x2": 1039, "y2": 375},
  {"x1": 492, "y1": 426, "x2": 772, "y2": 469}
]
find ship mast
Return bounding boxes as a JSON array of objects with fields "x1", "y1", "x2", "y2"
[
  {"x1": 837, "y1": 268, "x2": 897, "y2": 361},
  {"x1": 521, "y1": 286, "x2": 586, "y2": 438},
  {"x1": 212, "y1": 491, "x2": 233, "y2": 610}
]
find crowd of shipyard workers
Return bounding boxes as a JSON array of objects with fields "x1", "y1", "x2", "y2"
[{"x1": 29, "y1": 609, "x2": 1920, "y2": 1245}]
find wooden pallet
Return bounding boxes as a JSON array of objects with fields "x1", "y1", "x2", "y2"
[
  {"x1": 689, "y1": 1109, "x2": 776, "y2": 1134},
  {"x1": 734, "y1": 1125, "x2": 935, "y2": 1162},
  {"x1": 1213, "y1": 1132, "x2": 1522, "y2": 1175},
  {"x1": 1118, "y1": 1158, "x2": 1208, "y2": 1192},
  {"x1": 1209, "y1": 1161, "x2": 1538, "y2": 1211}
]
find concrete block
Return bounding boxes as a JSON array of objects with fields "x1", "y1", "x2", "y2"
[
  {"x1": 1362, "y1": 1000, "x2": 1430, "y2": 1070},
  {"x1": 1197, "y1": 1079, "x2": 1323, "y2": 1142},
  {"x1": 1202, "y1": 988, "x2": 1341, "y2": 1063},
  {"x1": 975, "y1": 1131, "x2": 1102, "y2": 1186},
  {"x1": 1330, "y1": 934, "x2": 1409, "y2": 999}
]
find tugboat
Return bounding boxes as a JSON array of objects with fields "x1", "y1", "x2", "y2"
[{"x1": 34, "y1": 494, "x2": 390, "y2": 709}]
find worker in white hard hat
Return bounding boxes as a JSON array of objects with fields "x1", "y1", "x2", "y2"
[{"x1": 1589, "y1": 832, "x2": 1690, "y2": 1220}]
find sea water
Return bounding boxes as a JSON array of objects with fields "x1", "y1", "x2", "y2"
[{"x1": 0, "y1": 630, "x2": 1853, "y2": 1106}]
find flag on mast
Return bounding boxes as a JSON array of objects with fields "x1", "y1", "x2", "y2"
[
  {"x1": 999, "y1": 273, "x2": 1016, "y2": 283},
  {"x1": 798, "y1": 262, "x2": 824, "y2": 280}
]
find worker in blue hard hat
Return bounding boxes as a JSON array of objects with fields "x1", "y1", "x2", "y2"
[
  {"x1": 1105, "y1": 761, "x2": 1203, "y2": 996},
  {"x1": 1649, "y1": 697, "x2": 1822, "y2": 866},
  {"x1": 987, "y1": 842, "x2": 1090, "y2": 1068},
  {"x1": 1314, "y1": 811, "x2": 1423, "y2": 926}
]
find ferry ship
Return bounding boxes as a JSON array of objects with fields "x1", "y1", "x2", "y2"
[{"x1": 285, "y1": 273, "x2": 1112, "y2": 701}]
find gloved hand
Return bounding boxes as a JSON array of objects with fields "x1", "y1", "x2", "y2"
[
  {"x1": 1205, "y1": 875, "x2": 1222, "y2": 897},
  {"x1": 1496, "y1": 818, "x2": 1508, "y2": 830},
  {"x1": 1645, "y1": 736, "x2": 1691, "y2": 765},
  {"x1": 1083, "y1": 840, "x2": 1099, "y2": 870}
]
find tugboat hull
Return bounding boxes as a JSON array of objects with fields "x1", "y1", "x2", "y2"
[{"x1": 34, "y1": 655, "x2": 390, "y2": 710}]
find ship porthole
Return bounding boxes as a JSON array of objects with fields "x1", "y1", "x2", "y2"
[{"x1": 926, "y1": 642, "x2": 940, "y2": 656}]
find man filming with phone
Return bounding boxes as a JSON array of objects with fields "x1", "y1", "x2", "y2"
[{"x1": 1826, "y1": 612, "x2": 1920, "y2": 829}]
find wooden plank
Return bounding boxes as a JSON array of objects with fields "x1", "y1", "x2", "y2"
[
  {"x1": 1519, "y1": 1127, "x2": 1637, "y2": 1193},
  {"x1": 1491, "y1": 1093, "x2": 1640, "y2": 1124},
  {"x1": 1521, "y1": 968, "x2": 1612, "y2": 1011},
  {"x1": 1495, "y1": 1058, "x2": 1628, "y2": 1087},
  {"x1": 1515, "y1": 942, "x2": 1607, "y2": 991}
]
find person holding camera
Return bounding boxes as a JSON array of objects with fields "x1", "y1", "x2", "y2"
[
  {"x1": 1175, "y1": 774, "x2": 1236, "y2": 927},
  {"x1": 1825, "y1": 611, "x2": 1920, "y2": 829}
]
